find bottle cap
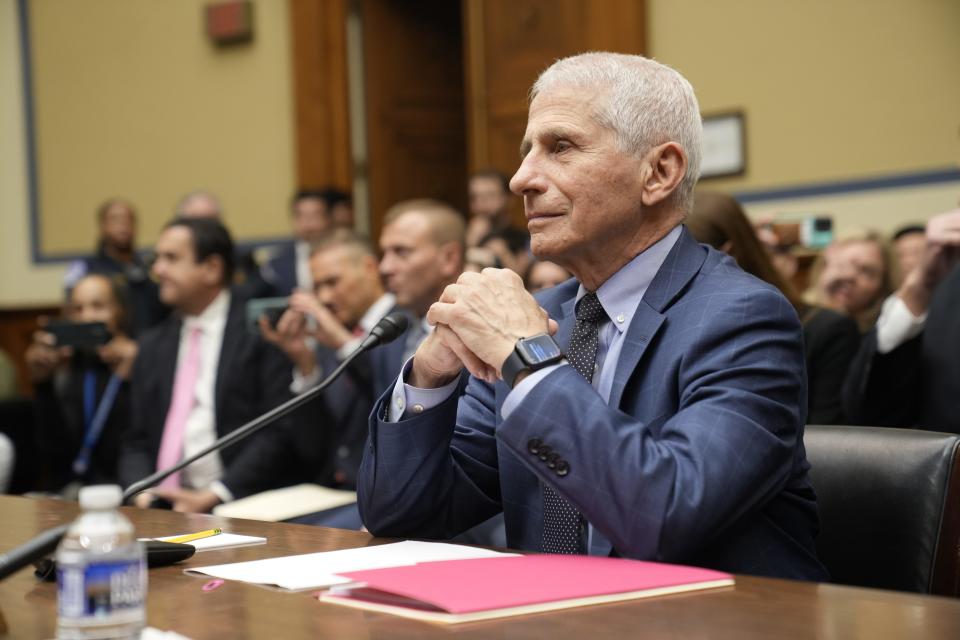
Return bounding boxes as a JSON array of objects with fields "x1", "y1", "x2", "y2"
[{"x1": 78, "y1": 484, "x2": 123, "y2": 510}]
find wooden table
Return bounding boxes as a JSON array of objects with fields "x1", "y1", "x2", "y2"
[{"x1": 2, "y1": 495, "x2": 959, "y2": 639}]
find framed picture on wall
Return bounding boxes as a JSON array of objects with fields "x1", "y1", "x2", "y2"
[{"x1": 700, "y1": 111, "x2": 746, "y2": 179}]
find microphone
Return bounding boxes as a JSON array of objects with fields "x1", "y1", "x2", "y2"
[
  {"x1": 0, "y1": 311, "x2": 409, "y2": 581},
  {"x1": 360, "y1": 311, "x2": 408, "y2": 350}
]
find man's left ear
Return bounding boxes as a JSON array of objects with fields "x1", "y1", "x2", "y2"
[
  {"x1": 640, "y1": 142, "x2": 687, "y2": 208},
  {"x1": 440, "y1": 242, "x2": 464, "y2": 276}
]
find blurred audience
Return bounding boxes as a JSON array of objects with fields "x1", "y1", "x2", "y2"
[
  {"x1": 467, "y1": 170, "x2": 531, "y2": 276},
  {"x1": 688, "y1": 191, "x2": 860, "y2": 424},
  {"x1": 464, "y1": 246, "x2": 501, "y2": 273},
  {"x1": 844, "y1": 208, "x2": 960, "y2": 432},
  {"x1": 260, "y1": 230, "x2": 395, "y2": 527},
  {"x1": 754, "y1": 216, "x2": 801, "y2": 284},
  {"x1": 175, "y1": 191, "x2": 222, "y2": 219},
  {"x1": 891, "y1": 224, "x2": 926, "y2": 286},
  {"x1": 175, "y1": 189, "x2": 271, "y2": 299},
  {"x1": 379, "y1": 199, "x2": 466, "y2": 364},
  {"x1": 262, "y1": 189, "x2": 335, "y2": 296},
  {"x1": 26, "y1": 274, "x2": 137, "y2": 494},
  {"x1": 526, "y1": 260, "x2": 572, "y2": 293},
  {"x1": 64, "y1": 198, "x2": 168, "y2": 336},
  {"x1": 811, "y1": 233, "x2": 892, "y2": 332},
  {"x1": 121, "y1": 218, "x2": 320, "y2": 512},
  {"x1": 320, "y1": 187, "x2": 355, "y2": 229}
]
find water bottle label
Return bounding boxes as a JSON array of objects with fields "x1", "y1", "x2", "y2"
[{"x1": 58, "y1": 559, "x2": 146, "y2": 622}]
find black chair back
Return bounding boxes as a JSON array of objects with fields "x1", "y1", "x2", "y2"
[{"x1": 805, "y1": 424, "x2": 960, "y2": 595}]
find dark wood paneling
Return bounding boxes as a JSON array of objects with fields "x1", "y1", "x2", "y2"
[
  {"x1": 464, "y1": 0, "x2": 647, "y2": 227},
  {"x1": 289, "y1": 0, "x2": 352, "y2": 191},
  {"x1": 361, "y1": 0, "x2": 467, "y2": 240}
]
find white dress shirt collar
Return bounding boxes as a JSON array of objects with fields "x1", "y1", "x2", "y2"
[
  {"x1": 183, "y1": 289, "x2": 231, "y2": 334},
  {"x1": 359, "y1": 293, "x2": 397, "y2": 333}
]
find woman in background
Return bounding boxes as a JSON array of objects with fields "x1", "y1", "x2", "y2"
[
  {"x1": 810, "y1": 233, "x2": 892, "y2": 333},
  {"x1": 26, "y1": 273, "x2": 138, "y2": 495},
  {"x1": 688, "y1": 191, "x2": 860, "y2": 424}
]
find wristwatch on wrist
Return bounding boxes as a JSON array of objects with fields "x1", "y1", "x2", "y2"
[{"x1": 501, "y1": 333, "x2": 564, "y2": 388}]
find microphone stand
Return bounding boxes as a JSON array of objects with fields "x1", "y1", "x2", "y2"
[{"x1": 0, "y1": 315, "x2": 406, "y2": 582}]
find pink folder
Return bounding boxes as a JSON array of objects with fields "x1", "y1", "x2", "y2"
[{"x1": 321, "y1": 555, "x2": 734, "y2": 624}]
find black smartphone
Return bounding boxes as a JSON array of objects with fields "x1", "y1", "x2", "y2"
[
  {"x1": 45, "y1": 321, "x2": 112, "y2": 348},
  {"x1": 245, "y1": 297, "x2": 289, "y2": 334}
]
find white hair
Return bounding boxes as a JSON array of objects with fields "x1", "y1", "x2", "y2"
[{"x1": 531, "y1": 52, "x2": 703, "y2": 214}]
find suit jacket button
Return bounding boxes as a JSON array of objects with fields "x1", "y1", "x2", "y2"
[
  {"x1": 555, "y1": 460, "x2": 570, "y2": 476},
  {"x1": 546, "y1": 453, "x2": 560, "y2": 469},
  {"x1": 528, "y1": 438, "x2": 543, "y2": 455},
  {"x1": 538, "y1": 445, "x2": 552, "y2": 462}
]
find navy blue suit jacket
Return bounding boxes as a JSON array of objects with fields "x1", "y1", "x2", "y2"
[{"x1": 358, "y1": 228, "x2": 826, "y2": 580}]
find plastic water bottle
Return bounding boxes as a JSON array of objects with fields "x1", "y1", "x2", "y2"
[{"x1": 56, "y1": 485, "x2": 146, "y2": 639}]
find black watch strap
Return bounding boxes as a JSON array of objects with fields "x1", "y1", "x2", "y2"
[
  {"x1": 501, "y1": 349, "x2": 528, "y2": 389},
  {"x1": 501, "y1": 334, "x2": 563, "y2": 388}
]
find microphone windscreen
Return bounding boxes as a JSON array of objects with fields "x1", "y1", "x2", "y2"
[{"x1": 368, "y1": 312, "x2": 409, "y2": 346}]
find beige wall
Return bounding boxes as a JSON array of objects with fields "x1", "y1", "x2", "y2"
[
  {"x1": 1, "y1": 0, "x2": 296, "y2": 307},
  {"x1": 29, "y1": 0, "x2": 295, "y2": 256},
  {"x1": 0, "y1": 0, "x2": 63, "y2": 307},
  {"x1": 649, "y1": 0, "x2": 960, "y2": 232}
]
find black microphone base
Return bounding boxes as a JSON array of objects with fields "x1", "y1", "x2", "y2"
[{"x1": 33, "y1": 540, "x2": 196, "y2": 582}]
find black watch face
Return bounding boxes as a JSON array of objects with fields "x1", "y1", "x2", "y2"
[{"x1": 518, "y1": 334, "x2": 562, "y2": 365}]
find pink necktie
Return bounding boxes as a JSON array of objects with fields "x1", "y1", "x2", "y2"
[{"x1": 156, "y1": 326, "x2": 202, "y2": 489}]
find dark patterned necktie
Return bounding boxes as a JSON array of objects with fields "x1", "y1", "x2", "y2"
[{"x1": 541, "y1": 292, "x2": 605, "y2": 554}]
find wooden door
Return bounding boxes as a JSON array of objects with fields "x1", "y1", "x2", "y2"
[
  {"x1": 464, "y1": 0, "x2": 647, "y2": 226},
  {"x1": 361, "y1": 0, "x2": 468, "y2": 241}
]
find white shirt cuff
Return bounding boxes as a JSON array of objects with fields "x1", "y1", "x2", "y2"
[
  {"x1": 876, "y1": 294, "x2": 927, "y2": 354},
  {"x1": 209, "y1": 480, "x2": 234, "y2": 504},
  {"x1": 386, "y1": 358, "x2": 459, "y2": 422},
  {"x1": 500, "y1": 362, "x2": 568, "y2": 420},
  {"x1": 290, "y1": 365, "x2": 323, "y2": 395}
]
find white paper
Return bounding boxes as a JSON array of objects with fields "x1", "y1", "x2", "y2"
[
  {"x1": 144, "y1": 532, "x2": 266, "y2": 551},
  {"x1": 212, "y1": 483, "x2": 357, "y2": 522},
  {"x1": 185, "y1": 540, "x2": 517, "y2": 591},
  {"x1": 141, "y1": 628, "x2": 192, "y2": 640}
]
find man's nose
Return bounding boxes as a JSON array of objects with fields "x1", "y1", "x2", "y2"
[{"x1": 510, "y1": 154, "x2": 544, "y2": 197}]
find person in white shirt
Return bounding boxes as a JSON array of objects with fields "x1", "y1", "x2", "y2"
[
  {"x1": 121, "y1": 218, "x2": 311, "y2": 512},
  {"x1": 843, "y1": 208, "x2": 960, "y2": 433}
]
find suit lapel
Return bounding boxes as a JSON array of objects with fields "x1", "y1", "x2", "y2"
[
  {"x1": 609, "y1": 303, "x2": 665, "y2": 409},
  {"x1": 555, "y1": 295, "x2": 577, "y2": 353},
  {"x1": 156, "y1": 318, "x2": 182, "y2": 423},
  {"x1": 608, "y1": 227, "x2": 707, "y2": 409},
  {"x1": 214, "y1": 296, "x2": 245, "y2": 432}
]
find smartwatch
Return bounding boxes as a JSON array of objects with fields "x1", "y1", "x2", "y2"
[{"x1": 501, "y1": 333, "x2": 564, "y2": 388}]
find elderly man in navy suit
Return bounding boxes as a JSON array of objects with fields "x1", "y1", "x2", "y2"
[{"x1": 357, "y1": 52, "x2": 827, "y2": 580}]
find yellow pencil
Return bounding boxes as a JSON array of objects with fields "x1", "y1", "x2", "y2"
[{"x1": 164, "y1": 528, "x2": 222, "y2": 544}]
